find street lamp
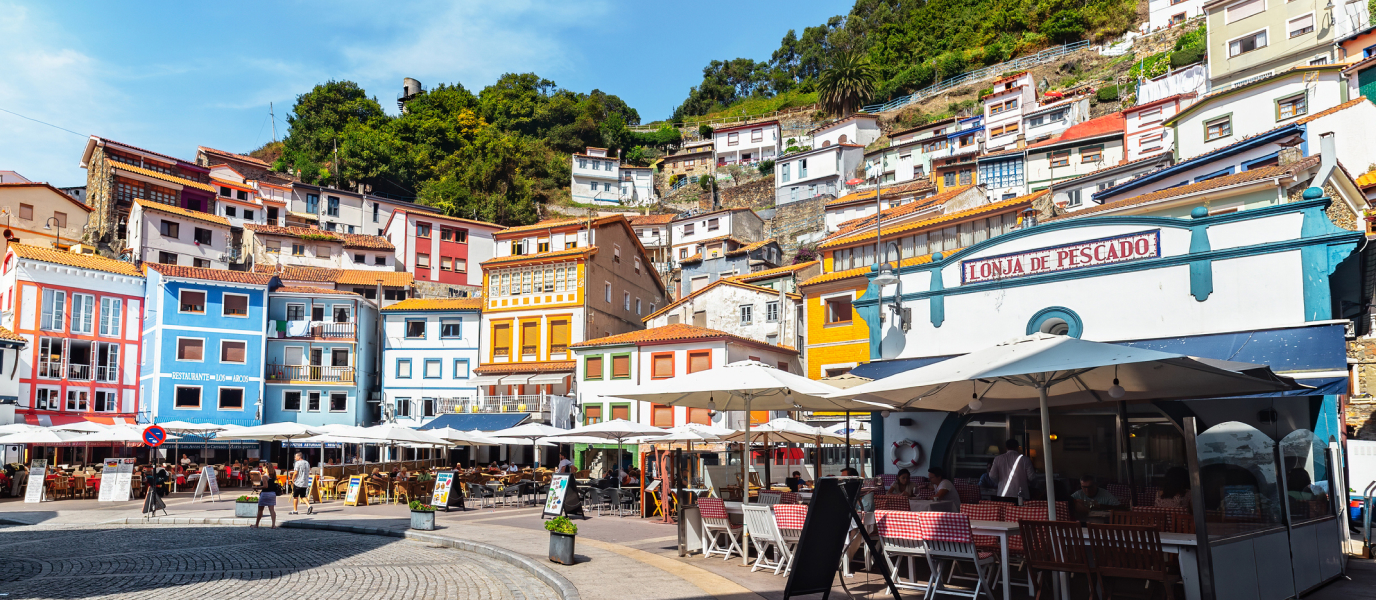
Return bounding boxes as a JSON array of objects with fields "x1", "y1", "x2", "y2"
[{"x1": 44, "y1": 217, "x2": 61, "y2": 250}]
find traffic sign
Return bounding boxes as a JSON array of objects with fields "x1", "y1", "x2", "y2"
[{"x1": 143, "y1": 425, "x2": 167, "y2": 447}]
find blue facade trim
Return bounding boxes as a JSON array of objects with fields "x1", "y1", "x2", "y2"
[
  {"x1": 1298, "y1": 189, "x2": 1358, "y2": 321},
  {"x1": 1094, "y1": 123, "x2": 1305, "y2": 202},
  {"x1": 859, "y1": 277, "x2": 882, "y2": 360},
  {"x1": 1025, "y1": 307, "x2": 1083, "y2": 337},
  {"x1": 1188, "y1": 208, "x2": 1213, "y2": 302},
  {"x1": 929, "y1": 253, "x2": 946, "y2": 328}
]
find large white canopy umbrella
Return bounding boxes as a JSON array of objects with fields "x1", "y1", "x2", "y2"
[
  {"x1": 829, "y1": 333, "x2": 1301, "y2": 521},
  {"x1": 214, "y1": 423, "x2": 325, "y2": 469},
  {"x1": 0, "y1": 423, "x2": 40, "y2": 435},
  {"x1": 548, "y1": 419, "x2": 667, "y2": 491},
  {"x1": 0, "y1": 429, "x2": 89, "y2": 445},
  {"x1": 489, "y1": 423, "x2": 570, "y2": 468},
  {"x1": 80, "y1": 425, "x2": 181, "y2": 444},
  {"x1": 612, "y1": 360, "x2": 853, "y2": 498},
  {"x1": 354, "y1": 424, "x2": 451, "y2": 469},
  {"x1": 427, "y1": 427, "x2": 500, "y2": 446},
  {"x1": 720, "y1": 418, "x2": 847, "y2": 487},
  {"x1": 51, "y1": 421, "x2": 109, "y2": 433}
]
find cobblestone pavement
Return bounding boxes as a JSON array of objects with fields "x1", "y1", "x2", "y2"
[{"x1": 0, "y1": 524, "x2": 559, "y2": 600}]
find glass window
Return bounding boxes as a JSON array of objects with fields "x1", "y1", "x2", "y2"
[
  {"x1": 220, "y1": 340, "x2": 247, "y2": 363},
  {"x1": 99, "y1": 297, "x2": 122, "y2": 337},
  {"x1": 1280, "y1": 429, "x2": 1333, "y2": 523},
  {"x1": 585, "y1": 355, "x2": 604, "y2": 380},
  {"x1": 405, "y1": 320, "x2": 426, "y2": 339},
  {"x1": 223, "y1": 294, "x2": 248, "y2": 316},
  {"x1": 219, "y1": 388, "x2": 244, "y2": 410},
  {"x1": 652, "y1": 353, "x2": 674, "y2": 379},
  {"x1": 284, "y1": 391, "x2": 301, "y2": 411},
  {"x1": 611, "y1": 354, "x2": 631, "y2": 379},
  {"x1": 179, "y1": 290, "x2": 206, "y2": 313},
  {"x1": 1196, "y1": 421, "x2": 1284, "y2": 536},
  {"x1": 454, "y1": 359, "x2": 470, "y2": 378},
  {"x1": 174, "y1": 386, "x2": 200, "y2": 409},
  {"x1": 397, "y1": 359, "x2": 412, "y2": 378},
  {"x1": 424, "y1": 359, "x2": 442, "y2": 378},
  {"x1": 440, "y1": 319, "x2": 461, "y2": 338},
  {"x1": 329, "y1": 392, "x2": 347, "y2": 412},
  {"x1": 70, "y1": 293, "x2": 94, "y2": 334}
]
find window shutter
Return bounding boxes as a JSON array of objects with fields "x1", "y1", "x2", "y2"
[
  {"x1": 41, "y1": 289, "x2": 53, "y2": 329},
  {"x1": 653, "y1": 355, "x2": 674, "y2": 378},
  {"x1": 550, "y1": 320, "x2": 570, "y2": 351},
  {"x1": 521, "y1": 321, "x2": 539, "y2": 354},
  {"x1": 494, "y1": 324, "x2": 511, "y2": 354},
  {"x1": 688, "y1": 351, "x2": 711, "y2": 373},
  {"x1": 224, "y1": 342, "x2": 246, "y2": 363},
  {"x1": 612, "y1": 355, "x2": 631, "y2": 378}
]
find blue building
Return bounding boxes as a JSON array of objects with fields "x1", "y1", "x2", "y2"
[
  {"x1": 262, "y1": 286, "x2": 379, "y2": 427},
  {"x1": 141, "y1": 264, "x2": 270, "y2": 426}
]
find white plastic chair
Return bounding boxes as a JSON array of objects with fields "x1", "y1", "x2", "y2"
[
  {"x1": 743, "y1": 504, "x2": 791, "y2": 574},
  {"x1": 758, "y1": 491, "x2": 782, "y2": 505},
  {"x1": 698, "y1": 498, "x2": 744, "y2": 561}
]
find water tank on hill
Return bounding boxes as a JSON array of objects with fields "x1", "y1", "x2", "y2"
[{"x1": 398, "y1": 78, "x2": 424, "y2": 113}]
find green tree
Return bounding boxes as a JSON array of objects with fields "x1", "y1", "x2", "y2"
[{"x1": 818, "y1": 49, "x2": 878, "y2": 116}]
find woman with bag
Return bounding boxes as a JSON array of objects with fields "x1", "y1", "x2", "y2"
[{"x1": 253, "y1": 465, "x2": 281, "y2": 528}]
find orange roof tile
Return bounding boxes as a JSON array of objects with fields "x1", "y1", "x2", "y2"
[
  {"x1": 1357, "y1": 169, "x2": 1376, "y2": 190},
  {"x1": 628, "y1": 214, "x2": 677, "y2": 226},
  {"x1": 339, "y1": 233, "x2": 394, "y2": 250},
  {"x1": 1044, "y1": 158, "x2": 1319, "y2": 222},
  {"x1": 827, "y1": 180, "x2": 935, "y2": 207},
  {"x1": 1292, "y1": 96, "x2": 1369, "y2": 126},
  {"x1": 245, "y1": 223, "x2": 342, "y2": 241},
  {"x1": 273, "y1": 286, "x2": 361, "y2": 296},
  {"x1": 381, "y1": 297, "x2": 483, "y2": 312},
  {"x1": 825, "y1": 191, "x2": 1046, "y2": 250},
  {"x1": 0, "y1": 325, "x2": 25, "y2": 344},
  {"x1": 481, "y1": 247, "x2": 596, "y2": 267},
  {"x1": 209, "y1": 177, "x2": 255, "y2": 193},
  {"x1": 680, "y1": 253, "x2": 704, "y2": 263},
  {"x1": 473, "y1": 361, "x2": 577, "y2": 375},
  {"x1": 145, "y1": 263, "x2": 273, "y2": 285},
  {"x1": 643, "y1": 278, "x2": 799, "y2": 322},
  {"x1": 827, "y1": 185, "x2": 977, "y2": 242},
  {"x1": 1027, "y1": 112, "x2": 1126, "y2": 149},
  {"x1": 252, "y1": 264, "x2": 338, "y2": 282},
  {"x1": 497, "y1": 218, "x2": 589, "y2": 235},
  {"x1": 334, "y1": 270, "x2": 414, "y2": 287},
  {"x1": 135, "y1": 199, "x2": 230, "y2": 227},
  {"x1": 728, "y1": 260, "x2": 821, "y2": 283},
  {"x1": 726, "y1": 239, "x2": 774, "y2": 256},
  {"x1": 571, "y1": 323, "x2": 798, "y2": 354},
  {"x1": 198, "y1": 146, "x2": 270, "y2": 168},
  {"x1": 111, "y1": 162, "x2": 216, "y2": 193},
  {"x1": 9, "y1": 243, "x2": 143, "y2": 277},
  {"x1": 801, "y1": 251, "x2": 950, "y2": 287},
  {"x1": 403, "y1": 210, "x2": 506, "y2": 230}
]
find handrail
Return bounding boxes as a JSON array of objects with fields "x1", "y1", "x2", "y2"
[{"x1": 861, "y1": 41, "x2": 1092, "y2": 114}]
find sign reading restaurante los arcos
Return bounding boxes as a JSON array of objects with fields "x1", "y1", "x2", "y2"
[{"x1": 960, "y1": 230, "x2": 1160, "y2": 284}]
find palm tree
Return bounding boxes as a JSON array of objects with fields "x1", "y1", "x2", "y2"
[{"x1": 818, "y1": 50, "x2": 878, "y2": 117}]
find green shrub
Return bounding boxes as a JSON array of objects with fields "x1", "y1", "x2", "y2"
[
  {"x1": 978, "y1": 87, "x2": 994, "y2": 99},
  {"x1": 300, "y1": 233, "x2": 336, "y2": 241},
  {"x1": 1096, "y1": 85, "x2": 1120, "y2": 102},
  {"x1": 409, "y1": 500, "x2": 435, "y2": 512},
  {"x1": 757, "y1": 159, "x2": 775, "y2": 176},
  {"x1": 237, "y1": 495, "x2": 258, "y2": 502},
  {"x1": 698, "y1": 125, "x2": 714, "y2": 138},
  {"x1": 545, "y1": 515, "x2": 578, "y2": 535},
  {"x1": 1170, "y1": 46, "x2": 1206, "y2": 68}
]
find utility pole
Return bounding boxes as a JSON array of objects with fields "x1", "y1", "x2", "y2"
[
  {"x1": 333, "y1": 138, "x2": 340, "y2": 188},
  {"x1": 270, "y1": 102, "x2": 278, "y2": 143}
]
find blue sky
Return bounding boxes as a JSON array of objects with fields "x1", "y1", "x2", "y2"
[{"x1": 0, "y1": 1, "x2": 847, "y2": 187}]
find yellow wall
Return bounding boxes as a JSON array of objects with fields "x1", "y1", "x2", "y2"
[
  {"x1": 484, "y1": 260, "x2": 585, "y2": 313},
  {"x1": 803, "y1": 275, "x2": 872, "y2": 380}
]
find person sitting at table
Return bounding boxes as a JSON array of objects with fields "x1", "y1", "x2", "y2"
[
  {"x1": 396, "y1": 467, "x2": 410, "y2": 481},
  {"x1": 785, "y1": 471, "x2": 810, "y2": 492},
  {"x1": 1156, "y1": 466, "x2": 1192, "y2": 510},
  {"x1": 1286, "y1": 468, "x2": 1327, "y2": 504},
  {"x1": 487, "y1": 462, "x2": 503, "y2": 475},
  {"x1": 889, "y1": 468, "x2": 917, "y2": 497},
  {"x1": 928, "y1": 467, "x2": 961, "y2": 511},
  {"x1": 507, "y1": 463, "x2": 520, "y2": 473},
  {"x1": 624, "y1": 468, "x2": 641, "y2": 486},
  {"x1": 1071, "y1": 475, "x2": 1121, "y2": 513}
]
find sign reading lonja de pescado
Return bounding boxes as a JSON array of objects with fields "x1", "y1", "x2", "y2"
[{"x1": 960, "y1": 230, "x2": 1161, "y2": 284}]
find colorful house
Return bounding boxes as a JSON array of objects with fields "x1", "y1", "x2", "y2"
[
  {"x1": 262, "y1": 286, "x2": 379, "y2": 427},
  {"x1": 380, "y1": 297, "x2": 483, "y2": 427}
]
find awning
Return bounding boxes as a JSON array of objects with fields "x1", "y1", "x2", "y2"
[
  {"x1": 469, "y1": 375, "x2": 505, "y2": 387},
  {"x1": 26, "y1": 414, "x2": 120, "y2": 426},
  {"x1": 417, "y1": 413, "x2": 529, "y2": 432},
  {"x1": 528, "y1": 373, "x2": 570, "y2": 385},
  {"x1": 499, "y1": 374, "x2": 534, "y2": 385}
]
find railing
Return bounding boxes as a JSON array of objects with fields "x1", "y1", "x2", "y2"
[
  {"x1": 440, "y1": 395, "x2": 561, "y2": 414},
  {"x1": 68, "y1": 363, "x2": 92, "y2": 381},
  {"x1": 670, "y1": 176, "x2": 698, "y2": 192},
  {"x1": 861, "y1": 40, "x2": 1092, "y2": 114},
  {"x1": 266, "y1": 364, "x2": 355, "y2": 383},
  {"x1": 96, "y1": 365, "x2": 119, "y2": 383},
  {"x1": 281, "y1": 322, "x2": 357, "y2": 340},
  {"x1": 38, "y1": 360, "x2": 63, "y2": 379}
]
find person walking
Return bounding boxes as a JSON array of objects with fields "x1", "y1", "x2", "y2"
[
  {"x1": 253, "y1": 464, "x2": 281, "y2": 528},
  {"x1": 291, "y1": 452, "x2": 313, "y2": 515}
]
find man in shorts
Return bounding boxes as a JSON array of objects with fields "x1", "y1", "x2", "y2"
[{"x1": 291, "y1": 452, "x2": 313, "y2": 515}]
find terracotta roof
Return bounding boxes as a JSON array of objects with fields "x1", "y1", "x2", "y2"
[
  {"x1": 273, "y1": 286, "x2": 361, "y2": 296},
  {"x1": 672, "y1": 206, "x2": 758, "y2": 222},
  {"x1": 643, "y1": 278, "x2": 799, "y2": 322},
  {"x1": 824, "y1": 191, "x2": 1045, "y2": 250},
  {"x1": 712, "y1": 120, "x2": 780, "y2": 135},
  {"x1": 96, "y1": 137, "x2": 193, "y2": 167},
  {"x1": 339, "y1": 233, "x2": 394, "y2": 250},
  {"x1": 680, "y1": 253, "x2": 704, "y2": 263},
  {"x1": 334, "y1": 270, "x2": 413, "y2": 287},
  {"x1": 135, "y1": 199, "x2": 230, "y2": 227},
  {"x1": 199, "y1": 146, "x2": 270, "y2": 168},
  {"x1": 991, "y1": 71, "x2": 1029, "y2": 86},
  {"x1": 380, "y1": 297, "x2": 483, "y2": 312},
  {"x1": 801, "y1": 252, "x2": 948, "y2": 287},
  {"x1": 628, "y1": 214, "x2": 677, "y2": 226},
  {"x1": 473, "y1": 361, "x2": 577, "y2": 375},
  {"x1": 1291, "y1": 96, "x2": 1369, "y2": 126},
  {"x1": 111, "y1": 162, "x2": 216, "y2": 193},
  {"x1": 829, "y1": 185, "x2": 977, "y2": 240},
  {"x1": 8, "y1": 243, "x2": 142, "y2": 277},
  {"x1": 1027, "y1": 112, "x2": 1126, "y2": 149},
  {"x1": 827, "y1": 180, "x2": 935, "y2": 207},
  {"x1": 1044, "y1": 157, "x2": 1319, "y2": 222},
  {"x1": 887, "y1": 117, "x2": 958, "y2": 140},
  {"x1": 1123, "y1": 93, "x2": 1198, "y2": 114},
  {"x1": 252, "y1": 264, "x2": 338, "y2": 282},
  {"x1": 0, "y1": 182, "x2": 94, "y2": 212},
  {"x1": 571, "y1": 323, "x2": 798, "y2": 354},
  {"x1": 1357, "y1": 169, "x2": 1376, "y2": 190},
  {"x1": 726, "y1": 239, "x2": 774, "y2": 256},
  {"x1": 245, "y1": 223, "x2": 342, "y2": 242},
  {"x1": 0, "y1": 325, "x2": 26, "y2": 344},
  {"x1": 481, "y1": 247, "x2": 596, "y2": 268},
  {"x1": 979, "y1": 147, "x2": 1026, "y2": 159},
  {"x1": 728, "y1": 260, "x2": 821, "y2": 283},
  {"x1": 145, "y1": 263, "x2": 272, "y2": 285},
  {"x1": 210, "y1": 177, "x2": 254, "y2": 193}
]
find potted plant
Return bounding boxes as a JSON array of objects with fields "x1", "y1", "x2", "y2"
[
  {"x1": 545, "y1": 515, "x2": 578, "y2": 565},
  {"x1": 409, "y1": 500, "x2": 437, "y2": 530},
  {"x1": 235, "y1": 495, "x2": 258, "y2": 518}
]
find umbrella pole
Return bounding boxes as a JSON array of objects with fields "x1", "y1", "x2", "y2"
[
  {"x1": 1037, "y1": 383, "x2": 1066, "y2": 600},
  {"x1": 742, "y1": 395, "x2": 751, "y2": 501},
  {"x1": 764, "y1": 437, "x2": 771, "y2": 492},
  {"x1": 844, "y1": 411, "x2": 851, "y2": 474}
]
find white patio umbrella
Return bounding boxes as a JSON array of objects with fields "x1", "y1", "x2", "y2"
[
  {"x1": 0, "y1": 429, "x2": 89, "y2": 445},
  {"x1": 0, "y1": 423, "x2": 40, "y2": 435},
  {"x1": 721, "y1": 418, "x2": 846, "y2": 487},
  {"x1": 612, "y1": 360, "x2": 852, "y2": 498},
  {"x1": 51, "y1": 421, "x2": 109, "y2": 433},
  {"x1": 213, "y1": 423, "x2": 325, "y2": 469},
  {"x1": 81, "y1": 425, "x2": 183, "y2": 444},
  {"x1": 547, "y1": 419, "x2": 668, "y2": 492},
  {"x1": 355, "y1": 424, "x2": 451, "y2": 470},
  {"x1": 488, "y1": 423, "x2": 572, "y2": 469},
  {"x1": 155, "y1": 422, "x2": 230, "y2": 486},
  {"x1": 830, "y1": 332, "x2": 1301, "y2": 521}
]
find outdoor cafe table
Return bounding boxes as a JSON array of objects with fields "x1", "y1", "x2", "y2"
[{"x1": 968, "y1": 520, "x2": 1201, "y2": 600}]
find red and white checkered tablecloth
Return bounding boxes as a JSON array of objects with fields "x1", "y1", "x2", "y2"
[
  {"x1": 960, "y1": 503, "x2": 1003, "y2": 522},
  {"x1": 875, "y1": 494, "x2": 913, "y2": 512},
  {"x1": 1007, "y1": 504, "x2": 1048, "y2": 523},
  {"x1": 875, "y1": 510, "x2": 924, "y2": 541},
  {"x1": 699, "y1": 497, "x2": 728, "y2": 519},
  {"x1": 918, "y1": 511, "x2": 973, "y2": 544},
  {"x1": 773, "y1": 504, "x2": 807, "y2": 529},
  {"x1": 779, "y1": 492, "x2": 799, "y2": 504}
]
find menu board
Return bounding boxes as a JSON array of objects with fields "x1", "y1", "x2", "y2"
[
  {"x1": 194, "y1": 465, "x2": 220, "y2": 501},
  {"x1": 431, "y1": 472, "x2": 454, "y2": 507},
  {"x1": 99, "y1": 458, "x2": 135, "y2": 502},
  {"x1": 24, "y1": 464, "x2": 46, "y2": 503},
  {"x1": 343, "y1": 474, "x2": 366, "y2": 506},
  {"x1": 544, "y1": 474, "x2": 571, "y2": 517}
]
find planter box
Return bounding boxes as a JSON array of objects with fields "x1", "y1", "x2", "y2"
[
  {"x1": 235, "y1": 502, "x2": 257, "y2": 518},
  {"x1": 410, "y1": 510, "x2": 436, "y2": 531},
  {"x1": 549, "y1": 532, "x2": 576, "y2": 565}
]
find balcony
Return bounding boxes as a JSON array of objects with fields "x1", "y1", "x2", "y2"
[
  {"x1": 266, "y1": 364, "x2": 355, "y2": 383},
  {"x1": 441, "y1": 395, "x2": 562, "y2": 414},
  {"x1": 68, "y1": 363, "x2": 91, "y2": 382},
  {"x1": 277, "y1": 321, "x2": 357, "y2": 340},
  {"x1": 96, "y1": 365, "x2": 119, "y2": 383}
]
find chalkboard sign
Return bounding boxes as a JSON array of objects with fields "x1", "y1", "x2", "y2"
[
  {"x1": 782, "y1": 477, "x2": 901, "y2": 600},
  {"x1": 544, "y1": 474, "x2": 571, "y2": 517}
]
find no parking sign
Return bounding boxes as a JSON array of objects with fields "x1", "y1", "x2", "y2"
[{"x1": 143, "y1": 425, "x2": 167, "y2": 447}]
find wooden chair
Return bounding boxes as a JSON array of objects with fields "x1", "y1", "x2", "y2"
[
  {"x1": 1086, "y1": 523, "x2": 1181, "y2": 600},
  {"x1": 1111, "y1": 511, "x2": 1166, "y2": 530},
  {"x1": 1131, "y1": 506, "x2": 1192, "y2": 533},
  {"x1": 249, "y1": 471, "x2": 263, "y2": 491},
  {"x1": 758, "y1": 490, "x2": 783, "y2": 505},
  {"x1": 71, "y1": 476, "x2": 89, "y2": 499},
  {"x1": 1019, "y1": 519, "x2": 1096, "y2": 600},
  {"x1": 1134, "y1": 486, "x2": 1160, "y2": 508},
  {"x1": 1024, "y1": 500, "x2": 1073, "y2": 522},
  {"x1": 920, "y1": 511, "x2": 1001, "y2": 600}
]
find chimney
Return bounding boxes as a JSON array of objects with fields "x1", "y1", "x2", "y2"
[
  {"x1": 1277, "y1": 146, "x2": 1304, "y2": 167},
  {"x1": 1311, "y1": 132, "x2": 1337, "y2": 189}
]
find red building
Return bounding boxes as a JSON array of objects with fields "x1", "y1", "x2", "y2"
[{"x1": 383, "y1": 209, "x2": 503, "y2": 293}]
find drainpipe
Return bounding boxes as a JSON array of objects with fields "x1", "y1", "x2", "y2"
[{"x1": 1312, "y1": 132, "x2": 1337, "y2": 191}]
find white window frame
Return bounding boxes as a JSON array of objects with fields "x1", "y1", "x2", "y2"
[
  {"x1": 175, "y1": 337, "x2": 206, "y2": 363},
  {"x1": 740, "y1": 304, "x2": 754, "y2": 325},
  {"x1": 174, "y1": 385, "x2": 203, "y2": 410},
  {"x1": 329, "y1": 391, "x2": 348, "y2": 413},
  {"x1": 1227, "y1": 27, "x2": 1269, "y2": 57},
  {"x1": 218, "y1": 386, "x2": 247, "y2": 411},
  {"x1": 40, "y1": 289, "x2": 66, "y2": 332},
  {"x1": 94, "y1": 389, "x2": 118, "y2": 413},
  {"x1": 70, "y1": 293, "x2": 95, "y2": 335},
  {"x1": 220, "y1": 339, "x2": 248, "y2": 364},
  {"x1": 99, "y1": 297, "x2": 122, "y2": 337},
  {"x1": 222, "y1": 292, "x2": 250, "y2": 318},
  {"x1": 178, "y1": 288, "x2": 208, "y2": 314},
  {"x1": 283, "y1": 390, "x2": 303, "y2": 412},
  {"x1": 285, "y1": 302, "x2": 307, "y2": 322}
]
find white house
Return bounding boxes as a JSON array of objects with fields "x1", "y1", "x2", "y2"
[
  {"x1": 824, "y1": 180, "x2": 937, "y2": 234},
  {"x1": 669, "y1": 208, "x2": 764, "y2": 264},
  {"x1": 1123, "y1": 93, "x2": 1197, "y2": 162},
  {"x1": 1024, "y1": 112, "x2": 1127, "y2": 193},
  {"x1": 209, "y1": 165, "x2": 266, "y2": 229},
  {"x1": 245, "y1": 224, "x2": 394, "y2": 271},
  {"x1": 380, "y1": 298, "x2": 483, "y2": 426},
  {"x1": 571, "y1": 147, "x2": 622, "y2": 205},
  {"x1": 810, "y1": 115, "x2": 881, "y2": 149},
  {"x1": 864, "y1": 119, "x2": 956, "y2": 186},
  {"x1": 619, "y1": 165, "x2": 656, "y2": 206},
  {"x1": 1165, "y1": 66, "x2": 1347, "y2": 161},
  {"x1": 776, "y1": 145, "x2": 866, "y2": 205},
  {"x1": 982, "y1": 72, "x2": 1037, "y2": 152},
  {"x1": 1021, "y1": 96, "x2": 1091, "y2": 145},
  {"x1": 127, "y1": 200, "x2": 234, "y2": 268},
  {"x1": 1149, "y1": 0, "x2": 1206, "y2": 29},
  {"x1": 1050, "y1": 153, "x2": 1174, "y2": 210},
  {"x1": 644, "y1": 278, "x2": 804, "y2": 350},
  {"x1": 253, "y1": 181, "x2": 290, "y2": 227},
  {"x1": 712, "y1": 121, "x2": 781, "y2": 167}
]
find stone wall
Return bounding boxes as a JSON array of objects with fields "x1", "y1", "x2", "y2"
[
  {"x1": 765, "y1": 196, "x2": 829, "y2": 261},
  {"x1": 1131, "y1": 19, "x2": 1203, "y2": 58},
  {"x1": 413, "y1": 280, "x2": 482, "y2": 299},
  {"x1": 717, "y1": 178, "x2": 776, "y2": 210}
]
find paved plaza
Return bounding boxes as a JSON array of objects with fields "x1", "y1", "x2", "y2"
[{"x1": 2, "y1": 494, "x2": 1374, "y2": 600}]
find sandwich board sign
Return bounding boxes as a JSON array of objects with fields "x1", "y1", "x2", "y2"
[
  {"x1": 24, "y1": 460, "x2": 47, "y2": 503},
  {"x1": 193, "y1": 465, "x2": 221, "y2": 502},
  {"x1": 431, "y1": 471, "x2": 454, "y2": 507},
  {"x1": 544, "y1": 473, "x2": 571, "y2": 518},
  {"x1": 343, "y1": 474, "x2": 367, "y2": 506},
  {"x1": 99, "y1": 458, "x2": 135, "y2": 502}
]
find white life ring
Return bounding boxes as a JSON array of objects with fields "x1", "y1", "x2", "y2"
[{"x1": 891, "y1": 439, "x2": 922, "y2": 469}]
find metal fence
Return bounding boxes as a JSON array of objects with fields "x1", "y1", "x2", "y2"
[
  {"x1": 860, "y1": 41, "x2": 1092, "y2": 114},
  {"x1": 439, "y1": 395, "x2": 563, "y2": 414}
]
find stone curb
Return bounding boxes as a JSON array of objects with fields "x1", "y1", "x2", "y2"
[
  {"x1": 106, "y1": 517, "x2": 254, "y2": 526},
  {"x1": 281, "y1": 521, "x2": 581, "y2": 600}
]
